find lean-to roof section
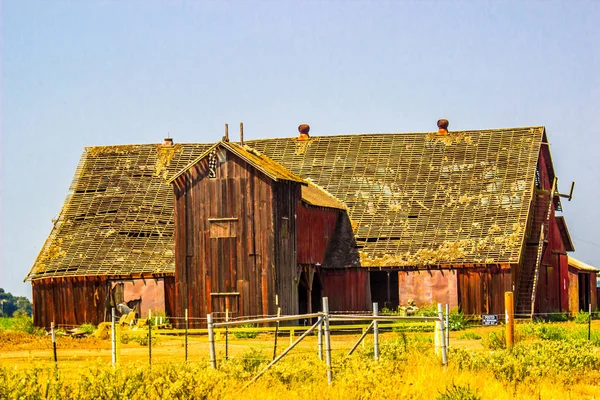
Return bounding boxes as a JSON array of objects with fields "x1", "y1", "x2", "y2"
[{"x1": 27, "y1": 143, "x2": 210, "y2": 280}]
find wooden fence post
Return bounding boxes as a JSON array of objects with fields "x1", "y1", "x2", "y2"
[{"x1": 505, "y1": 292, "x2": 514, "y2": 348}]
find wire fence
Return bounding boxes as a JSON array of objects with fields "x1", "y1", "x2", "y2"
[{"x1": 26, "y1": 298, "x2": 597, "y2": 386}]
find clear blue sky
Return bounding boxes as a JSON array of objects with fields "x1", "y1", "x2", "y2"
[{"x1": 2, "y1": 1, "x2": 599, "y2": 298}]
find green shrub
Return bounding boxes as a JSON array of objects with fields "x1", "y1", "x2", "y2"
[
  {"x1": 458, "y1": 331, "x2": 481, "y2": 340},
  {"x1": 574, "y1": 310, "x2": 591, "y2": 324},
  {"x1": 482, "y1": 330, "x2": 506, "y2": 350},
  {"x1": 10, "y1": 313, "x2": 44, "y2": 335},
  {"x1": 437, "y1": 381, "x2": 481, "y2": 400},
  {"x1": 78, "y1": 323, "x2": 96, "y2": 335},
  {"x1": 233, "y1": 324, "x2": 258, "y2": 339},
  {"x1": 546, "y1": 312, "x2": 569, "y2": 322},
  {"x1": 448, "y1": 309, "x2": 466, "y2": 331},
  {"x1": 239, "y1": 347, "x2": 267, "y2": 372}
]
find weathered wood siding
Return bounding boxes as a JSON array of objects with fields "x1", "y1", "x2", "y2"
[
  {"x1": 296, "y1": 204, "x2": 339, "y2": 265},
  {"x1": 457, "y1": 267, "x2": 512, "y2": 315},
  {"x1": 398, "y1": 270, "x2": 459, "y2": 310},
  {"x1": 32, "y1": 277, "x2": 111, "y2": 328},
  {"x1": 321, "y1": 268, "x2": 371, "y2": 311},
  {"x1": 568, "y1": 267, "x2": 579, "y2": 315},
  {"x1": 173, "y1": 150, "x2": 300, "y2": 323},
  {"x1": 273, "y1": 183, "x2": 300, "y2": 315}
]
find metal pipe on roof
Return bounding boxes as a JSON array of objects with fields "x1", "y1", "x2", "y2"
[{"x1": 240, "y1": 122, "x2": 244, "y2": 146}]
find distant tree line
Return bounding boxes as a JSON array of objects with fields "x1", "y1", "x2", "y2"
[{"x1": 0, "y1": 288, "x2": 33, "y2": 316}]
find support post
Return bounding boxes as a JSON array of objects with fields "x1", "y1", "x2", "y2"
[
  {"x1": 51, "y1": 322, "x2": 57, "y2": 363},
  {"x1": 185, "y1": 309, "x2": 189, "y2": 362},
  {"x1": 323, "y1": 297, "x2": 333, "y2": 385},
  {"x1": 317, "y1": 320, "x2": 323, "y2": 360},
  {"x1": 373, "y1": 302, "x2": 379, "y2": 361},
  {"x1": 438, "y1": 303, "x2": 448, "y2": 366},
  {"x1": 148, "y1": 309, "x2": 152, "y2": 366},
  {"x1": 207, "y1": 313, "x2": 217, "y2": 369},
  {"x1": 243, "y1": 317, "x2": 323, "y2": 390},
  {"x1": 348, "y1": 321, "x2": 374, "y2": 356},
  {"x1": 505, "y1": 292, "x2": 514, "y2": 348},
  {"x1": 111, "y1": 308, "x2": 116, "y2": 367},
  {"x1": 445, "y1": 304, "x2": 450, "y2": 348}
]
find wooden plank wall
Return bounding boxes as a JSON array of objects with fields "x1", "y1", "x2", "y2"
[
  {"x1": 273, "y1": 183, "x2": 300, "y2": 316},
  {"x1": 32, "y1": 277, "x2": 111, "y2": 328},
  {"x1": 164, "y1": 276, "x2": 176, "y2": 319},
  {"x1": 456, "y1": 267, "x2": 511, "y2": 315},
  {"x1": 173, "y1": 150, "x2": 299, "y2": 324},
  {"x1": 321, "y1": 268, "x2": 371, "y2": 311},
  {"x1": 568, "y1": 267, "x2": 580, "y2": 315},
  {"x1": 398, "y1": 270, "x2": 459, "y2": 310},
  {"x1": 296, "y1": 204, "x2": 339, "y2": 265}
]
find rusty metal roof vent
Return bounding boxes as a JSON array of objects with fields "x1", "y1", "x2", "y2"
[
  {"x1": 163, "y1": 137, "x2": 174, "y2": 146},
  {"x1": 437, "y1": 119, "x2": 449, "y2": 135},
  {"x1": 298, "y1": 124, "x2": 310, "y2": 140}
]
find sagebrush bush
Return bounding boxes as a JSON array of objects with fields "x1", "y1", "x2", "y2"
[
  {"x1": 10, "y1": 313, "x2": 44, "y2": 335},
  {"x1": 233, "y1": 324, "x2": 259, "y2": 339},
  {"x1": 574, "y1": 310, "x2": 591, "y2": 324},
  {"x1": 458, "y1": 331, "x2": 481, "y2": 340}
]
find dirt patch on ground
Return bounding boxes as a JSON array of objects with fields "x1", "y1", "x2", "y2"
[{"x1": 0, "y1": 331, "x2": 111, "y2": 351}]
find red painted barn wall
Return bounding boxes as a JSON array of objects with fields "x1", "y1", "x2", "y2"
[
  {"x1": 321, "y1": 268, "x2": 371, "y2": 311},
  {"x1": 533, "y1": 145, "x2": 569, "y2": 314},
  {"x1": 296, "y1": 203, "x2": 339, "y2": 265},
  {"x1": 398, "y1": 270, "x2": 459, "y2": 310}
]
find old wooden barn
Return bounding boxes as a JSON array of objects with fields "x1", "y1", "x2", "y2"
[{"x1": 27, "y1": 124, "x2": 596, "y2": 327}]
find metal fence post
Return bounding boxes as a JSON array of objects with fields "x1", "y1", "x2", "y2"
[
  {"x1": 445, "y1": 304, "x2": 450, "y2": 348},
  {"x1": 148, "y1": 309, "x2": 152, "y2": 366},
  {"x1": 111, "y1": 308, "x2": 116, "y2": 367},
  {"x1": 51, "y1": 322, "x2": 57, "y2": 363},
  {"x1": 589, "y1": 304, "x2": 593, "y2": 341},
  {"x1": 185, "y1": 309, "x2": 189, "y2": 362},
  {"x1": 373, "y1": 302, "x2": 379, "y2": 361},
  {"x1": 437, "y1": 303, "x2": 447, "y2": 366},
  {"x1": 323, "y1": 297, "x2": 333, "y2": 385},
  {"x1": 225, "y1": 308, "x2": 229, "y2": 360},
  {"x1": 273, "y1": 306, "x2": 280, "y2": 360},
  {"x1": 207, "y1": 313, "x2": 217, "y2": 369},
  {"x1": 317, "y1": 319, "x2": 323, "y2": 360}
]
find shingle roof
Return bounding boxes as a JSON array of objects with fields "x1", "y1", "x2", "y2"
[{"x1": 27, "y1": 126, "x2": 545, "y2": 280}]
